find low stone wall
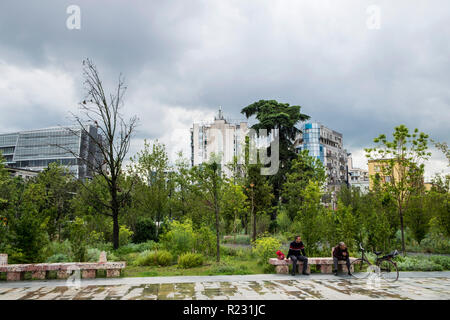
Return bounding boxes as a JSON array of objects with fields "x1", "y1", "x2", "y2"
[
  {"x1": 269, "y1": 257, "x2": 357, "y2": 274},
  {"x1": 0, "y1": 261, "x2": 126, "y2": 281}
]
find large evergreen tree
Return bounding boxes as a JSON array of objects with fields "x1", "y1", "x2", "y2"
[{"x1": 241, "y1": 100, "x2": 310, "y2": 206}]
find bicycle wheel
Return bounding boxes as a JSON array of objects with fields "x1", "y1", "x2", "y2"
[
  {"x1": 350, "y1": 258, "x2": 372, "y2": 279},
  {"x1": 378, "y1": 259, "x2": 399, "y2": 282}
]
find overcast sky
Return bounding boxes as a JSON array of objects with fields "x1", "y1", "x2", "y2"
[{"x1": 0, "y1": 0, "x2": 448, "y2": 177}]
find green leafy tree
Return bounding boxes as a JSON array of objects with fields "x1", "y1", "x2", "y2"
[
  {"x1": 129, "y1": 140, "x2": 170, "y2": 237},
  {"x1": 365, "y1": 125, "x2": 431, "y2": 255},
  {"x1": 190, "y1": 153, "x2": 224, "y2": 262},
  {"x1": 282, "y1": 150, "x2": 326, "y2": 221},
  {"x1": 35, "y1": 163, "x2": 77, "y2": 241},
  {"x1": 221, "y1": 182, "x2": 247, "y2": 236},
  {"x1": 295, "y1": 181, "x2": 326, "y2": 255},
  {"x1": 244, "y1": 163, "x2": 274, "y2": 242}
]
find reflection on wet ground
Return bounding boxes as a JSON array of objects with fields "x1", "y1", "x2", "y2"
[{"x1": 0, "y1": 277, "x2": 449, "y2": 300}]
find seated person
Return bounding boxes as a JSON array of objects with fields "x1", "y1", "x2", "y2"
[
  {"x1": 286, "y1": 236, "x2": 309, "y2": 276},
  {"x1": 333, "y1": 242, "x2": 352, "y2": 276}
]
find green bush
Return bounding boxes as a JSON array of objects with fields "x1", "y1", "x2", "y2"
[
  {"x1": 119, "y1": 225, "x2": 134, "y2": 246},
  {"x1": 69, "y1": 217, "x2": 89, "y2": 262},
  {"x1": 46, "y1": 253, "x2": 71, "y2": 263},
  {"x1": 194, "y1": 226, "x2": 216, "y2": 256},
  {"x1": 133, "y1": 217, "x2": 157, "y2": 243},
  {"x1": 43, "y1": 240, "x2": 73, "y2": 259},
  {"x1": 222, "y1": 234, "x2": 250, "y2": 245},
  {"x1": 156, "y1": 250, "x2": 173, "y2": 266},
  {"x1": 161, "y1": 220, "x2": 195, "y2": 256},
  {"x1": 252, "y1": 236, "x2": 282, "y2": 264},
  {"x1": 114, "y1": 241, "x2": 158, "y2": 256},
  {"x1": 429, "y1": 255, "x2": 450, "y2": 269},
  {"x1": 133, "y1": 250, "x2": 173, "y2": 266},
  {"x1": 86, "y1": 248, "x2": 102, "y2": 262},
  {"x1": 276, "y1": 211, "x2": 292, "y2": 233},
  {"x1": 211, "y1": 262, "x2": 250, "y2": 275},
  {"x1": 396, "y1": 255, "x2": 447, "y2": 271},
  {"x1": 178, "y1": 252, "x2": 204, "y2": 268}
]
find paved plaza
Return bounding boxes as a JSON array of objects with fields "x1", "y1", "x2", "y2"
[{"x1": 0, "y1": 272, "x2": 449, "y2": 300}]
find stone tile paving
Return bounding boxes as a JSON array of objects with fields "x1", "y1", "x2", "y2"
[{"x1": 0, "y1": 273, "x2": 449, "y2": 300}]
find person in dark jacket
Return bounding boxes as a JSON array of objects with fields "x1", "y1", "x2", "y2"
[
  {"x1": 286, "y1": 236, "x2": 309, "y2": 276},
  {"x1": 333, "y1": 242, "x2": 352, "y2": 276}
]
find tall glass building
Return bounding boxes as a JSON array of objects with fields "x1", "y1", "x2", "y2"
[
  {"x1": 295, "y1": 122, "x2": 348, "y2": 188},
  {"x1": 0, "y1": 125, "x2": 102, "y2": 179}
]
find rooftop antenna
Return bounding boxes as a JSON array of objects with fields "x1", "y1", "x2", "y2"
[{"x1": 216, "y1": 106, "x2": 224, "y2": 120}]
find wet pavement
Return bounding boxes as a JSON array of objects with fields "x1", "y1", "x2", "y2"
[{"x1": 0, "y1": 272, "x2": 449, "y2": 300}]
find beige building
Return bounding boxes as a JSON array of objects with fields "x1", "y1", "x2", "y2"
[
  {"x1": 368, "y1": 159, "x2": 426, "y2": 191},
  {"x1": 190, "y1": 108, "x2": 248, "y2": 177}
]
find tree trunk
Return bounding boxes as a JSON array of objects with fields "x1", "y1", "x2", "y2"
[
  {"x1": 112, "y1": 210, "x2": 120, "y2": 250},
  {"x1": 252, "y1": 193, "x2": 256, "y2": 242},
  {"x1": 214, "y1": 182, "x2": 220, "y2": 263},
  {"x1": 399, "y1": 207, "x2": 406, "y2": 256}
]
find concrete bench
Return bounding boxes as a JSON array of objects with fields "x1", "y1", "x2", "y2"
[
  {"x1": 268, "y1": 257, "x2": 357, "y2": 274},
  {"x1": 0, "y1": 253, "x2": 126, "y2": 281}
]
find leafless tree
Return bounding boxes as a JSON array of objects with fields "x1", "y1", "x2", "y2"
[{"x1": 65, "y1": 58, "x2": 138, "y2": 249}]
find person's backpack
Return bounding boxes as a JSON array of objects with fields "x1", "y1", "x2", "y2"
[{"x1": 276, "y1": 250, "x2": 285, "y2": 260}]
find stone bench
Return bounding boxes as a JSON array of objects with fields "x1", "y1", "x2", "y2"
[
  {"x1": 269, "y1": 257, "x2": 357, "y2": 274},
  {"x1": 0, "y1": 253, "x2": 126, "y2": 281}
]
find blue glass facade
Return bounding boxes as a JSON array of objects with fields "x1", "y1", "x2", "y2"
[{"x1": 296, "y1": 122, "x2": 325, "y2": 164}]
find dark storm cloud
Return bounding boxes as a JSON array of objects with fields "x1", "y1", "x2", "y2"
[{"x1": 0, "y1": 0, "x2": 448, "y2": 171}]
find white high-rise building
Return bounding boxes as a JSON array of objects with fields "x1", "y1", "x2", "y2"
[{"x1": 190, "y1": 108, "x2": 248, "y2": 177}]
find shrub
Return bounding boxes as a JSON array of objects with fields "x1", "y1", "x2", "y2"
[
  {"x1": 161, "y1": 220, "x2": 195, "y2": 256},
  {"x1": 252, "y1": 236, "x2": 282, "y2": 264},
  {"x1": 256, "y1": 213, "x2": 271, "y2": 235},
  {"x1": 211, "y1": 262, "x2": 250, "y2": 275},
  {"x1": 46, "y1": 253, "x2": 71, "y2": 263},
  {"x1": 178, "y1": 252, "x2": 203, "y2": 268},
  {"x1": 86, "y1": 248, "x2": 102, "y2": 262},
  {"x1": 276, "y1": 210, "x2": 292, "y2": 233},
  {"x1": 429, "y1": 255, "x2": 450, "y2": 270},
  {"x1": 222, "y1": 234, "x2": 250, "y2": 245},
  {"x1": 156, "y1": 250, "x2": 173, "y2": 266},
  {"x1": 119, "y1": 225, "x2": 134, "y2": 246},
  {"x1": 10, "y1": 212, "x2": 49, "y2": 263},
  {"x1": 133, "y1": 250, "x2": 173, "y2": 266},
  {"x1": 43, "y1": 239, "x2": 73, "y2": 259},
  {"x1": 70, "y1": 217, "x2": 89, "y2": 262},
  {"x1": 194, "y1": 226, "x2": 216, "y2": 256},
  {"x1": 114, "y1": 241, "x2": 158, "y2": 256},
  {"x1": 133, "y1": 217, "x2": 157, "y2": 243},
  {"x1": 396, "y1": 255, "x2": 445, "y2": 271}
]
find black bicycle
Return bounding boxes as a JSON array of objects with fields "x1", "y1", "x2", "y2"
[{"x1": 351, "y1": 243, "x2": 399, "y2": 282}]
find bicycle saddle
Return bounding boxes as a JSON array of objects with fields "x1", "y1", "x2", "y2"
[{"x1": 374, "y1": 251, "x2": 382, "y2": 255}]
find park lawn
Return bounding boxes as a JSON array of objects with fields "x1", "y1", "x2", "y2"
[{"x1": 123, "y1": 258, "x2": 266, "y2": 277}]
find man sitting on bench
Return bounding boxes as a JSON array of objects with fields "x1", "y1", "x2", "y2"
[
  {"x1": 286, "y1": 236, "x2": 309, "y2": 276},
  {"x1": 333, "y1": 242, "x2": 352, "y2": 276}
]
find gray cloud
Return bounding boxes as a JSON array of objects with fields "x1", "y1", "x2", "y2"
[{"x1": 0, "y1": 0, "x2": 449, "y2": 174}]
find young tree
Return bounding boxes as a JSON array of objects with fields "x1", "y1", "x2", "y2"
[
  {"x1": 221, "y1": 181, "x2": 247, "y2": 237},
  {"x1": 129, "y1": 140, "x2": 170, "y2": 237},
  {"x1": 365, "y1": 125, "x2": 431, "y2": 255},
  {"x1": 190, "y1": 154, "x2": 224, "y2": 262},
  {"x1": 244, "y1": 163, "x2": 274, "y2": 242},
  {"x1": 35, "y1": 163, "x2": 77, "y2": 241},
  {"x1": 69, "y1": 59, "x2": 138, "y2": 249},
  {"x1": 282, "y1": 150, "x2": 326, "y2": 221},
  {"x1": 241, "y1": 100, "x2": 310, "y2": 205}
]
